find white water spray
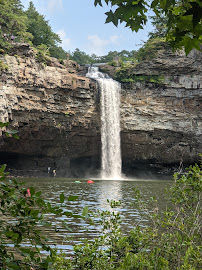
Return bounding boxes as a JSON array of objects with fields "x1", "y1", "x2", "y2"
[{"x1": 87, "y1": 67, "x2": 122, "y2": 179}]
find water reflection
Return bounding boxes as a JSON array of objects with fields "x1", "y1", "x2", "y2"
[
  {"x1": 21, "y1": 178, "x2": 172, "y2": 254},
  {"x1": 97, "y1": 180, "x2": 122, "y2": 210}
]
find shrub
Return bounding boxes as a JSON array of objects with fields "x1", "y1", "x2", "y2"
[
  {"x1": 116, "y1": 63, "x2": 165, "y2": 84},
  {"x1": 108, "y1": 60, "x2": 119, "y2": 67},
  {"x1": 136, "y1": 37, "x2": 168, "y2": 62},
  {"x1": 0, "y1": 164, "x2": 82, "y2": 269},
  {"x1": 0, "y1": 48, "x2": 5, "y2": 54},
  {"x1": 35, "y1": 44, "x2": 50, "y2": 65},
  {"x1": 0, "y1": 60, "x2": 8, "y2": 72},
  {"x1": 59, "y1": 59, "x2": 65, "y2": 65},
  {"x1": 55, "y1": 160, "x2": 202, "y2": 269}
]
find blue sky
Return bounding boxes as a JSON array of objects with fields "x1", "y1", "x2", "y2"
[{"x1": 21, "y1": 0, "x2": 153, "y2": 56}]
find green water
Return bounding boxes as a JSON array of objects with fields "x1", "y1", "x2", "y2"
[{"x1": 22, "y1": 177, "x2": 173, "y2": 253}]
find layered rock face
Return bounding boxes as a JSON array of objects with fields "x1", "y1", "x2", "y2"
[
  {"x1": 0, "y1": 44, "x2": 100, "y2": 177},
  {"x1": 0, "y1": 44, "x2": 201, "y2": 177},
  {"x1": 120, "y1": 49, "x2": 202, "y2": 176}
]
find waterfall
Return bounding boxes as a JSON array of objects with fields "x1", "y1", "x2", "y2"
[{"x1": 87, "y1": 67, "x2": 122, "y2": 179}]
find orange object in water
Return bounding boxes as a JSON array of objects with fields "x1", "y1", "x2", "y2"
[
  {"x1": 26, "y1": 188, "x2": 31, "y2": 197},
  {"x1": 87, "y1": 180, "x2": 94, "y2": 184}
]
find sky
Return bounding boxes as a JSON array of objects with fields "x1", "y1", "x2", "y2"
[{"x1": 21, "y1": 0, "x2": 153, "y2": 56}]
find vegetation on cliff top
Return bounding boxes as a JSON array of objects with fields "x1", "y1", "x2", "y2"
[
  {"x1": 94, "y1": 0, "x2": 202, "y2": 55},
  {"x1": 0, "y1": 0, "x2": 201, "y2": 66},
  {"x1": 0, "y1": 0, "x2": 66, "y2": 60}
]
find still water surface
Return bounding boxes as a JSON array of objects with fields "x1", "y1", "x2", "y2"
[{"x1": 23, "y1": 177, "x2": 172, "y2": 254}]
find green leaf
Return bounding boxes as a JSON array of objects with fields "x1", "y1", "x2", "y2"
[
  {"x1": 63, "y1": 211, "x2": 73, "y2": 217},
  {"x1": 47, "y1": 202, "x2": 51, "y2": 209},
  {"x1": 94, "y1": 0, "x2": 103, "y2": 6},
  {"x1": 68, "y1": 195, "x2": 78, "y2": 201},
  {"x1": 60, "y1": 193, "x2": 65, "y2": 203},
  {"x1": 13, "y1": 134, "x2": 20, "y2": 139},
  {"x1": 0, "y1": 122, "x2": 9, "y2": 127},
  {"x1": 82, "y1": 206, "x2": 89, "y2": 217},
  {"x1": 35, "y1": 191, "x2": 42, "y2": 197},
  {"x1": 105, "y1": 10, "x2": 119, "y2": 27},
  {"x1": 151, "y1": 0, "x2": 159, "y2": 8},
  {"x1": 30, "y1": 187, "x2": 35, "y2": 196},
  {"x1": 0, "y1": 164, "x2": 6, "y2": 173}
]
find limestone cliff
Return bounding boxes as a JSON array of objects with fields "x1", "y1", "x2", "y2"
[
  {"x1": 0, "y1": 44, "x2": 201, "y2": 177},
  {"x1": 0, "y1": 44, "x2": 100, "y2": 177}
]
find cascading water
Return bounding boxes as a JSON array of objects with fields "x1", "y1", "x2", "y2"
[{"x1": 87, "y1": 67, "x2": 122, "y2": 179}]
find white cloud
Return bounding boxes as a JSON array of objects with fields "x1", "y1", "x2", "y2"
[
  {"x1": 57, "y1": 29, "x2": 71, "y2": 50},
  {"x1": 21, "y1": 0, "x2": 63, "y2": 13},
  {"x1": 47, "y1": 0, "x2": 63, "y2": 12},
  {"x1": 87, "y1": 34, "x2": 120, "y2": 55}
]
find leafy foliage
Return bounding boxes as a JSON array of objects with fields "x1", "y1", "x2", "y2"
[
  {"x1": 25, "y1": 1, "x2": 68, "y2": 59},
  {"x1": 49, "y1": 46, "x2": 67, "y2": 60},
  {"x1": 116, "y1": 61, "x2": 165, "y2": 84},
  {"x1": 149, "y1": 13, "x2": 169, "y2": 40},
  {"x1": 0, "y1": 122, "x2": 19, "y2": 139},
  {"x1": 0, "y1": 164, "x2": 83, "y2": 269},
  {"x1": 0, "y1": 0, "x2": 31, "y2": 39},
  {"x1": 54, "y1": 160, "x2": 202, "y2": 269},
  {"x1": 25, "y1": 1, "x2": 61, "y2": 55},
  {"x1": 136, "y1": 37, "x2": 168, "y2": 61},
  {"x1": 70, "y1": 48, "x2": 138, "y2": 65},
  {"x1": 0, "y1": 0, "x2": 32, "y2": 52},
  {"x1": 0, "y1": 0, "x2": 67, "y2": 59},
  {"x1": 0, "y1": 59, "x2": 8, "y2": 72},
  {"x1": 35, "y1": 44, "x2": 50, "y2": 65},
  {"x1": 94, "y1": 0, "x2": 202, "y2": 54},
  {"x1": 70, "y1": 48, "x2": 93, "y2": 65}
]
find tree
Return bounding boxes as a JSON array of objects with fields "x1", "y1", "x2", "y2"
[
  {"x1": 25, "y1": 1, "x2": 61, "y2": 50},
  {"x1": 99, "y1": 50, "x2": 119, "y2": 62},
  {"x1": 94, "y1": 0, "x2": 202, "y2": 54},
  {"x1": 149, "y1": 13, "x2": 169, "y2": 39},
  {"x1": 49, "y1": 46, "x2": 67, "y2": 60},
  {"x1": 0, "y1": 0, "x2": 27, "y2": 35},
  {"x1": 71, "y1": 48, "x2": 93, "y2": 65},
  {"x1": 0, "y1": 0, "x2": 32, "y2": 51}
]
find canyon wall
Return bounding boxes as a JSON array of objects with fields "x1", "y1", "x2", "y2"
[
  {"x1": 120, "y1": 49, "x2": 202, "y2": 176},
  {"x1": 0, "y1": 44, "x2": 201, "y2": 177}
]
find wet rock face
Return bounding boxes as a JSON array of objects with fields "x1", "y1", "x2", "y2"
[{"x1": 0, "y1": 44, "x2": 202, "y2": 177}]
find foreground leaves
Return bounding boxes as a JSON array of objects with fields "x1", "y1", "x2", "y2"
[
  {"x1": 94, "y1": 0, "x2": 202, "y2": 54},
  {"x1": 0, "y1": 165, "x2": 83, "y2": 270},
  {"x1": 54, "y1": 159, "x2": 202, "y2": 269}
]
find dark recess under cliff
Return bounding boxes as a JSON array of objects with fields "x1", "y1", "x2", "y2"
[{"x1": 0, "y1": 44, "x2": 202, "y2": 178}]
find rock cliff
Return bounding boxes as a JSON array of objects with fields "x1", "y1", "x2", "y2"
[
  {"x1": 120, "y1": 49, "x2": 202, "y2": 176},
  {"x1": 0, "y1": 44, "x2": 201, "y2": 177}
]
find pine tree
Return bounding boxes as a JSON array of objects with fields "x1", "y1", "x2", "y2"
[
  {"x1": 26, "y1": 1, "x2": 61, "y2": 48},
  {"x1": 0, "y1": 0, "x2": 30, "y2": 38}
]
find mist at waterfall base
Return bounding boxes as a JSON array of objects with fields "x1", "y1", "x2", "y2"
[{"x1": 86, "y1": 67, "x2": 123, "y2": 180}]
